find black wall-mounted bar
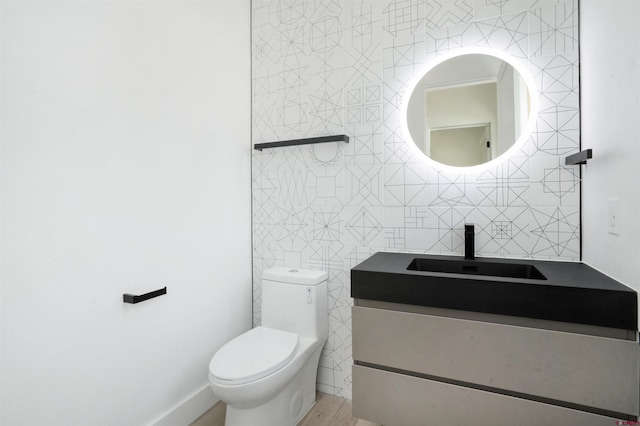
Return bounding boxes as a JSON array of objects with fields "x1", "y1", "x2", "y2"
[
  {"x1": 254, "y1": 134, "x2": 349, "y2": 151},
  {"x1": 123, "y1": 287, "x2": 166, "y2": 304},
  {"x1": 565, "y1": 149, "x2": 592, "y2": 165}
]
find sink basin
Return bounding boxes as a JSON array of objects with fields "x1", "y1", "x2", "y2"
[
  {"x1": 352, "y1": 252, "x2": 637, "y2": 330},
  {"x1": 407, "y1": 258, "x2": 547, "y2": 280}
]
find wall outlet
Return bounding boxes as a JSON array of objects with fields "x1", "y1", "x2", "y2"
[{"x1": 608, "y1": 199, "x2": 620, "y2": 235}]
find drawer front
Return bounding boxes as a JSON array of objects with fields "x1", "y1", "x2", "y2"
[
  {"x1": 352, "y1": 306, "x2": 639, "y2": 416},
  {"x1": 353, "y1": 365, "x2": 620, "y2": 426}
]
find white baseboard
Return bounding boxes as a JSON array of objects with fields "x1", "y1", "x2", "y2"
[{"x1": 151, "y1": 384, "x2": 219, "y2": 426}]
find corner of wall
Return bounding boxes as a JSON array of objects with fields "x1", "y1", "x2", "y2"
[{"x1": 151, "y1": 385, "x2": 218, "y2": 426}]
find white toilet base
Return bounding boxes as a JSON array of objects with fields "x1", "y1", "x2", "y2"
[{"x1": 224, "y1": 345, "x2": 323, "y2": 426}]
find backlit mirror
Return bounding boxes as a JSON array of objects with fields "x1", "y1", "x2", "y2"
[{"x1": 403, "y1": 49, "x2": 537, "y2": 170}]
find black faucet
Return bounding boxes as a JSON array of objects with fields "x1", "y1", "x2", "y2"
[{"x1": 464, "y1": 224, "x2": 475, "y2": 260}]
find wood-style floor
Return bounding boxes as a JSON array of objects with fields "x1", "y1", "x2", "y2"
[{"x1": 190, "y1": 392, "x2": 379, "y2": 426}]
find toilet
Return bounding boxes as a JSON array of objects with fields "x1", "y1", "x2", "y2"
[{"x1": 208, "y1": 267, "x2": 328, "y2": 426}]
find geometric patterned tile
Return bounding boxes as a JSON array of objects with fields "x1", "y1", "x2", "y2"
[
  {"x1": 475, "y1": 158, "x2": 531, "y2": 206},
  {"x1": 475, "y1": 206, "x2": 530, "y2": 257},
  {"x1": 531, "y1": 104, "x2": 580, "y2": 156},
  {"x1": 530, "y1": 53, "x2": 579, "y2": 107},
  {"x1": 425, "y1": 0, "x2": 473, "y2": 31},
  {"x1": 529, "y1": 1, "x2": 578, "y2": 58},
  {"x1": 425, "y1": 22, "x2": 475, "y2": 59},
  {"x1": 530, "y1": 157, "x2": 580, "y2": 206},
  {"x1": 474, "y1": 12, "x2": 529, "y2": 59},
  {"x1": 252, "y1": 0, "x2": 580, "y2": 399},
  {"x1": 384, "y1": 163, "x2": 428, "y2": 206},
  {"x1": 427, "y1": 170, "x2": 475, "y2": 207},
  {"x1": 345, "y1": 165, "x2": 384, "y2": 206},
  {"x1": 344, "y1": 123, "x2": 384, "y2": 166},
  {"x1": 530, "y1": 206, "x2": 580, "y2": 259},
  {"x1": 474, "y1": 0, "x2": 529, "y2": 21},
  {"x1": 343, "y1": 206, "x2": 384, "y2": 247},
  {"x1": 382, "y1": 0, "x2": 426, "y2": 37},
  {"x1": 427, "y1": 206, "x2": 474, "y2": 254}
]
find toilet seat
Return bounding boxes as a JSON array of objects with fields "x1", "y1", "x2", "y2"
[{"x1": 209, "y1": 326, "x2": 299, "y2": 385}]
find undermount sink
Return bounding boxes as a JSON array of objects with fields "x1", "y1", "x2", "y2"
[{"x1": 407, "y1": 258, "x2": 547, "y2": 280}]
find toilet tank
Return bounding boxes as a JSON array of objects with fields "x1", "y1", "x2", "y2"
[{"x1": 261, "y1": 267, "x2": 328, "y2": 341}]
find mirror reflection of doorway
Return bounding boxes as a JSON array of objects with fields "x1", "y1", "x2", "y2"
[
  {"x1": 430, "y1": 124, "x2": 491, "y2": 167},
  {"x1": 404, "y1": 51, "x2": 536, "y2": 168}
]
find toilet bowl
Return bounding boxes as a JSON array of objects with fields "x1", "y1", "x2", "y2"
[{"x1": 208, "y1": 267, "x2": 328, "y2": 426}]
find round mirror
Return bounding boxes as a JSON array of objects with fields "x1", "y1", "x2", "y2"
[{"x1": 403, "y1": 48, "x2": 537, "y2": 170}]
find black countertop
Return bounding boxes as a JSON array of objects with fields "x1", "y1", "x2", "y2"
[{"x1": 351, "y1": 252, "x2": 638, "y2": 330}]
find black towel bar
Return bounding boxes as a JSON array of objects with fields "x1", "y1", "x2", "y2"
[
  {"x1": 254, "y1": 134, "x2": 349, "y2": 151},
  {"x1": 123, "y1": 287, "x2": 166, "y2": 304}
]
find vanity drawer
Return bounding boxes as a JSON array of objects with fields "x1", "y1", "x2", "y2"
[
  {"x1": 352, "y1": 306, "x2": 639, "y2": 416},
  {"x1": 353, "y1": 365, "x2": 619, "y2": 426}
]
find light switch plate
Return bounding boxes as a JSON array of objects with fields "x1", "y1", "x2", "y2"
[{"x1": 608, "y1": 199, "x2": 620, "y2": 235}]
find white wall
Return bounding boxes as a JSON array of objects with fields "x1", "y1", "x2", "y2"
[
  {"x1": 0, "y1": 1, "x2": 251, "y2": 425},
  {"x1": 581, "y1": 0, "x2": 640, "y2": 315}
]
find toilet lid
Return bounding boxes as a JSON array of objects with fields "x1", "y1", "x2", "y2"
[{"x1": 209, "y1": 326, "x2": 299, "y2": 384}]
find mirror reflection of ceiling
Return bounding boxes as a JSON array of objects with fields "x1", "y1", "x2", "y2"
[
  {"x1": 405, "y1": 53, "x2": 533, "y2": 169},
  {"x1": 421, "y1": 54, "x2": 505, "y2": 88}
]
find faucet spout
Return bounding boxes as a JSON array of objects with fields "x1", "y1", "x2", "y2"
[{"x1": 464, "y1": 224, "x2": 475, "y2": 260}]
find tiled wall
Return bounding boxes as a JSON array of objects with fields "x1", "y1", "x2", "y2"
[{"x1": 252, "y1": 0, "x2": 579, "y2": 399}]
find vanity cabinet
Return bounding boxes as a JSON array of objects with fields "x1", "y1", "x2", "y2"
[
  {"x1": 351, "y1": 252, "x2": 639, "y2": 426},
  {"x1": 352, "y1": 300, "x2": 639, "y2": 426}
]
